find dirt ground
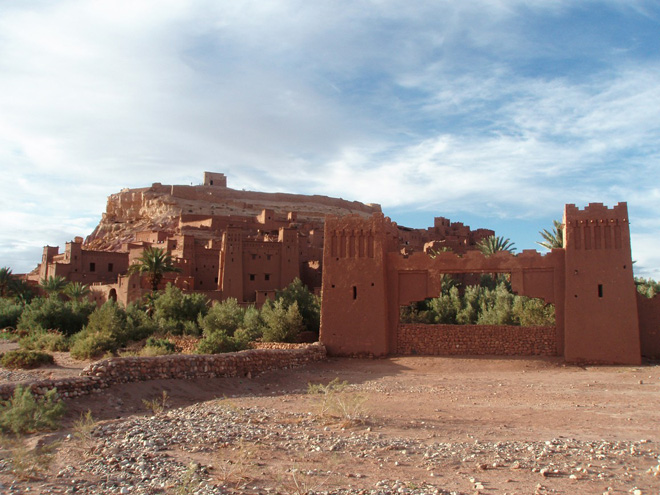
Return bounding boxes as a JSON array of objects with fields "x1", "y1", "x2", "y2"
[{"x1": 2, "y1": 349, "x2": 660, "y2": 494}]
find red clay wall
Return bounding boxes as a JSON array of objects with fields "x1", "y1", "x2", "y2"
[
  {"x1": 397, "y1": 324, "x2": 557, "y2": 356},
  {"x1": 638, "y1": 292, "x2": 660, "y2": 359}
]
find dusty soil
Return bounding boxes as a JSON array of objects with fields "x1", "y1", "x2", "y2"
[{"x1": 2, "y1": 351, "x2": 660, "y2": 494}]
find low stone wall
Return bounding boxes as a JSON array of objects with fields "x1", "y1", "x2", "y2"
[
  {"x1": 0, "y1": 343, "x2": 326, "y2": 401},
  {"x1": 397, "y1": 324, "x2": 557, "y2": 356}
]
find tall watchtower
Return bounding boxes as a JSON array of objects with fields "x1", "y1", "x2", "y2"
[
  {"x1": 563, "y1": 203, "x2": 641, "y2": 364},
  {"x1": 319, "y1": 213, "x2": 399, "y2": 356}
]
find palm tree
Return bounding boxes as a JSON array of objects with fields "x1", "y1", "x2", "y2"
[
  {"x1": 537, "y1": 220, "x2": 563, "y2": 250},
  {"x1": 127, "y1": 247, "x2": 181, "y2": 293},
  {"x1": 64, "y1": 282, "x2": 91, "y2": 302},
  {"x1": 476, "y1": 235, "x2": 516, "y2": 256},
  {"x1": 39, "y1": 275, "x2": 69, "y2": 298},
  {"x1": 0, "y1": 267, "x2": 14, "y2": 298},
  {"x1": 11, "y1": 278, "x2": 34, "y2": 304}
]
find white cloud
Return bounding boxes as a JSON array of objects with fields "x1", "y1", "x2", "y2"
[{"x1": 0, "y1": 1, "x2": 659, "y2": 278}]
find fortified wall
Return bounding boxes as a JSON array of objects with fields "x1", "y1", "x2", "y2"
[{"x1": 320, "y1": 203, "x2": 652, "y2": 364}]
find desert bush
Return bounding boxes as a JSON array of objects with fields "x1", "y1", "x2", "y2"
[
  {"x1": 72, "y1": 410, "x2": 97, "y2": 453},
  {"x1": 142, "y1": 390, "x2": 170, "y2": 415},
  {"x1": 195, "y1": 330, "x2": 249, "y2": 354},
  {"x1": 0, "y1": 386, "x2": 65, "y2": 434},
  {"x1": 261, "y1": 300, "x2": 303, "y2": 343},
  {"x1": 141, "y1": 337, "x2": 176, "y2": 356},
  {"x1": 17, "y1": 298, "x2": 95, "y2": 336},
  {"x1": 19, "y1": 329, "x2": 68, "y2": 352},
  {"x1": 70, "y1": 330, "x2": 116, "y2": 360},
  {"x1": 307, "y1": 378, "x2": 367, "y2": 426},
  {"x1": 0, "y1": 435, "x2": 59, "y2": 480},
  {"x1": 0, "y1": 350, "x2": 54, "y2": 369}
]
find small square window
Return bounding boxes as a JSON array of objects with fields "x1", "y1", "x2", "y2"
[
  {"x1": 108, "y1": 263, "x2": 113, "y2": 272},
  {"x1": 265, "y1": 274, "x2": 270, "y2": 281},
  {"x1": 249, "y1": 274, "x2": 255, "y2": 281},
  {"x1": 89, "y1": 262, "x2": 95, "y2": 272}
]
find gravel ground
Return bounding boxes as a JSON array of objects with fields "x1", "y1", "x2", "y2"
[{"x1": 1, "y1": 357, "x2": 659, "y2": 494}]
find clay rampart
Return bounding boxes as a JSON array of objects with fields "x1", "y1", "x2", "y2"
[
  {"x1": 0, "y1": 344, "x2": 326, "y2": 401},
  {"x1": 397, "y1": 324, "x2": 557, "y2": 356},
  {"x1": 638, "y1": 292, "x2": 660, "y2": 359}
]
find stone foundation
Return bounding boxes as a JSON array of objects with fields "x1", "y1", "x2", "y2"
[
  {"x1": 397, "y1": 324, "x2": 557, "y2": 356},
  {"x1": 0, "y1": 343, "x2": 326, "y2": 401}
]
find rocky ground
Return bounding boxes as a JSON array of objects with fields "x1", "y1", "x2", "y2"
[{"x1": 1, "y1": 355, "x2": 659, "y2": 494}]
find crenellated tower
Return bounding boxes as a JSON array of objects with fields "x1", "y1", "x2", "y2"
[
  {"x1": 562, "y1": 202, "x2": 641, "y2": 363},
  {"x1": 320, "y1": 213, "x2": 399, "y2": 356}
]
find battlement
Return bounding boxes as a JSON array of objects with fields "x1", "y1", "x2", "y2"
[{"x1": 564, "y1": 202, "x2": 629, "y2": 252}]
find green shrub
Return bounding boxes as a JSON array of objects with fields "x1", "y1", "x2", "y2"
[
  {"x1": 0, "y1": 298, "x2": 23, "y2": 329},
  {"x1": 0, "y1": 350, "x2": 54, "y2": 369},
  {"x1": 70, "y1": 331, "x2": 116, "y2": 360},
  {"x1": 199, "y1": 298, "x2": 244, "y2": 336},
  {"x1": 19, "y1": 329, "x2": 69, "y2": 352},
  {"x1": 195, "y1": 330, "x2": 249, "y2": 354},
  {"x1": 636, "y1": 277, "x2": 660, "y2": 298},
  {"x1": 261, "y1": 300, "x2": 303, "y2": 343},
  {"x1": 153, "y1": 284, "x2": 208, "y2": 335},
  {"x1": 141, "y1": 337, "x2": 176, "y2": 356},
  {"x1": 512, "y1": 297, "x2": 555, "y2": 326},
  {"x1": 0, "y1": 386, "x2": 65, "y2": 434},
  {"x1": 125, "y1": 303, "x2": 159, "y2": 339},
  {"x1": 273, "y1": 278, "x2": 320, "y2": 334},
  {"x1": 17, "y1": 298, "x2": 95, "y2": 336}
]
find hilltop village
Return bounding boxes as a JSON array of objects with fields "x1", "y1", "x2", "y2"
[
  {"x1": 28, "y1": 172, "x2": 494, "y2": 307},
  {"x1": 21, "y1": 172, "x2": 660, "y2": 365}
]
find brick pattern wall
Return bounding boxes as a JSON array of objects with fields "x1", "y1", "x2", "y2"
[
  {"x1": 397, "y1": 324, "x2": 557, "y2": 356},
  {"x1": 0, "y1": 344, "x2": 326, "y2": 401}
]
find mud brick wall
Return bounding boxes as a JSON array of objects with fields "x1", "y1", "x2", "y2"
[
  {"x1": 0, "y1": 343, "x2": 326, "y2": 401},
  {"x1": 397, "y1": 324, "x2": 557, "y2": 356}
]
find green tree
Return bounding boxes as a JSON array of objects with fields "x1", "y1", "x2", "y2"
[
  {"x1": 152, "y1": 284, "x2": 208, "y2": 335},
  {"x1": 39, "y1": 276, "x2": 69, "y2": 298},
  {"x1": 17, "y1": 298, "x2": 95, "y2": 336},
  {"x1": 10, "y1": 278, "x2": 35, "y2": 304},
  {"x1": 261, "y1": 299, "x2": 304, "y2": 343},
  {"x1": 537, "y1": 220, "x2": 563, "y2": 250},
  {"x1": 271, "y1": 278, "x2": 320, "y2": 334},
  {"x1": 127, "y1": 247, "x2": 181, "y2": 293},
  {"x1": 198, "y1": 298, "x2": 245, "y2": 336},
  {"x1": 635, "y1": 277, "x2": 660, "y2": 298},
  {"x1": 476, "y1": 236, "x2": 516, "y2": 256},
  {"x1": 0, "y1": 267, "x2": 14, "y2": 298},
  {"x1": 64, "y1": 282, "x2": 90, "y2": 302}
]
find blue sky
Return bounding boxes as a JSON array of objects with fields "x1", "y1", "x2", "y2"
[{"x1": 1, "y1": 0, "x2": 659, "y2": 278}]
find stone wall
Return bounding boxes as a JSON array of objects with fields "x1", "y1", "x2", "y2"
[
  {"x1": 397, "y1": 324, "x2": 557, "y2": 356},
  {"x1": 0, "y1": 344, "x2": 326, "y2": 401}
]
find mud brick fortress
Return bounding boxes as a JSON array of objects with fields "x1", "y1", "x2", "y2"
[
  {"x1": 31, "y1": 173, "x2": 491, "y2": 306},
  {"x1": 28, "y1": 174, "x2": 659, "y2": 364},
  {"x1": 319, "y1": 202, "x2": 660, "y2": 364}
]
